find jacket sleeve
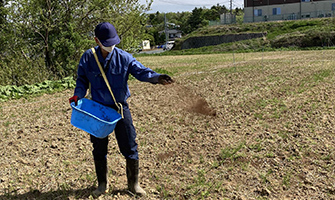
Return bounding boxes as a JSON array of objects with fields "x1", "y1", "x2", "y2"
[
  {"x1": 128, "y1": 59, "x2": 161, "y2": 84},
  {"x1": 74, "y1": 54, "x2": 89, "y2": 99}
]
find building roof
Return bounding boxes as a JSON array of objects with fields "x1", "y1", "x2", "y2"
[{"x1": 244, "y1": 0, "x2": 326, "y2": 7}]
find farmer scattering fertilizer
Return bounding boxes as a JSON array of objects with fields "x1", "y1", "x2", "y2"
[{"x1": 69, "y1": 22, "x2": 173, "y2": 197}]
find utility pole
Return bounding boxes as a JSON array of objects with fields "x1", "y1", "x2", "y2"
[
  {"x1": 230, "y1": 0, "x2": 233, "y2": 15},
  {"x1": 252, "y1": 0, "x2": 254, "y2": 22},
  {"x1": 300, "y1": 0, "x2": 302, "y2": 19},
  {"x1": 164, "y1": 13, "x2": 168, "y2": 46}
]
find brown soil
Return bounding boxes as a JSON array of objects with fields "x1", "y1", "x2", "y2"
[
  {"x1": 1, "y1": 50, "x2": 335, "y2": 199},
  {"x1": 167, "y1": 83, "x2": 216, "y2": 116}
]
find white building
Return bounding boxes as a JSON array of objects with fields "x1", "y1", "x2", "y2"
[{"x1": 244, "y1": 0, "x2": 335, "y2": 22}]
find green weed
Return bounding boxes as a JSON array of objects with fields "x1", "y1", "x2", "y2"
[
  {"x1": 219, "y1": 141, "x2": 245, "y2": 161},
  {"x1": 3, "y1": 121, "x2": 10, "y2": 127},
  {"x1": 249, "y1": 142, "x2": 263, "y2": 152},
  {"x1": 156, "y1": 184, "x2": 170, "y2": 198},
  {"x1": 186, "y1": 170, "x2": 214, "y2": 199},
  {"x1": 283, "y1": 171, "x2": 292, "y2": 188}
]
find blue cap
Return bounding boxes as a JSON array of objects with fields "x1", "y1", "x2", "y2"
[{"x1": 94, "y1": 22, "x2": 120, "y2": 47}]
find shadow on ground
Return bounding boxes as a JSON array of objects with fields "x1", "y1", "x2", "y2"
[{"x1": 0, "y1": 186, "x2": 131, "y2": 199}]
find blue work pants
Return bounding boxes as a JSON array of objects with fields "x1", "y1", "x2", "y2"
[{"x1": 90, "y1": 103, "x2": 139, "y2": 161}]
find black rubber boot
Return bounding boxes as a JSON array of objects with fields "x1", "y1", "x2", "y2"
[
  {"x1": 126, "y1": 159, "x2": 146, "y2": 196},
  {"x1": 92, "y1": 159, "x2": 108, "y2": 197}
]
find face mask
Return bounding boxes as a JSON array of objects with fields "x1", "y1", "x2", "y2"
[
  {"x1": 101, "y1": 44, "x2": 115, "y2": 53},
  {"x1": 97, "y1": 38, "x2": 115, "y2": 53}
]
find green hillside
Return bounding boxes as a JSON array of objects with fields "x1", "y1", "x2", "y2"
[{"x1": 169, "y1": 18, "x2": 335, "y2": 54}]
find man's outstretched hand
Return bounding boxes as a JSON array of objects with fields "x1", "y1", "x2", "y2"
[{"x1": 158, "y1": 74, "x2": 174, "y2": 85}]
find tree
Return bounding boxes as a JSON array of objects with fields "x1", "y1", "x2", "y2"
[
  {"x1": 0, "y1": 0, "x2": 5, "y2": 25},
  {"x1": 211, "y1": 4, "x2": 228, "y2": 15},
  {"x1": 187, "y1": 7, "x2": 207, "y2": 33},
  {"x1": 0, "y1": 0, "x2": 7, "y2": 50},
  {"x1": 4, "y1": 0, "x2": 152, "y2": 83},
  {"x1": 178, "y1": 12, "x2": 192, "y2": 34}
]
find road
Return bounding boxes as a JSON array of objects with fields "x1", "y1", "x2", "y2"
[{"x1": 139, "y1": 48, "x2": 165, "y2": 54}]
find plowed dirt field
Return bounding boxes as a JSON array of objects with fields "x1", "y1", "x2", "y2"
[{"x1": 1, "y1": 50, "x2": 335, "y2": 199}]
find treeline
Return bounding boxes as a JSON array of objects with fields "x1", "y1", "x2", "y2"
[
  {"x1": 0, "y1": 0, "x2": 243, "y2": 86},
  {"x1": 144, "y1": 5, "x2": 243, "y2": 46},
  {"x1": 0, "y1": 0, "x2": 151, "y2": 86}
]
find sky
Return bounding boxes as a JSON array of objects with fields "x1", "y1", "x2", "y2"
[{"x1": 139, "y1": 0, "x2": 244, "y2": 13}]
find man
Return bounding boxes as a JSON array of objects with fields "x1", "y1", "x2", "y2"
[{"x1": 69, "y1": 22, "x2": 173, "y2": 197}]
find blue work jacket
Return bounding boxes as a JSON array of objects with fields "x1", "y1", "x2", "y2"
[{"x1": 74, "y1": 46, "x2": 161, "y2": 106}]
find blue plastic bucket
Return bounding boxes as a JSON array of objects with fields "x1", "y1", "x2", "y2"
[{"x1": 71, "y1": 98, "x2": 122, "y2": 138}]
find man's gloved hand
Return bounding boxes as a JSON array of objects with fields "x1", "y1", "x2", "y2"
[
  {"x1": 158, "y1": 74, "x2": 174, "y2": 85},
  {"x1": 69, "y1": 95, "x2": 79, "y2": 106}
]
